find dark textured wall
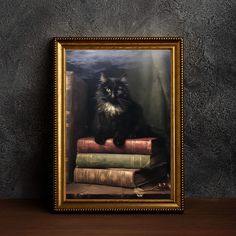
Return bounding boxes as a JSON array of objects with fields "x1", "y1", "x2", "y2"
[{"x1": 0, "y1": 0, "x2": 235, "y2": 198}]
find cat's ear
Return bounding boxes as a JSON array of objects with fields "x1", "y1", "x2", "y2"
[
  {"x1": 120, "y1": 74, "x2": 128, "y2": 85},
  {"x1": 100, "y1": 72, "x2": 107, "y2": 83}
]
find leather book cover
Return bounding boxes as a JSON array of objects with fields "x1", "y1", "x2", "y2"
[{"x1": 77, "y1": 137, "x2": 159, "y2": 154}]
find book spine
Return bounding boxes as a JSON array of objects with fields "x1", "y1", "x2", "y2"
[
  {"x1": 65, "y1": 71, "x2": 73, "y2": 184},
  {"x1": 74, "y1": 168, "x2": 137, "y2": 188},
  {"x1": 76, "y1": 153, "x2": 151, "y2": 169},
  {"x1": 77, "y1": 139, "x2": 152, "y2": 154}
]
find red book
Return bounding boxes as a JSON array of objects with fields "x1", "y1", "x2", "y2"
[{"x1": 77, "y1": 137, "x2": 159, "y2": 154}]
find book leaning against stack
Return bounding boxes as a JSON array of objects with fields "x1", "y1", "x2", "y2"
[{"x1": 73, "y1": 137, "x2": 169, "y2": 191}]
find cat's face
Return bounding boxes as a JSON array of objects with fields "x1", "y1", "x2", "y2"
[{"x1": 97, "y1": 73, "x2": 130, "y2": 106}]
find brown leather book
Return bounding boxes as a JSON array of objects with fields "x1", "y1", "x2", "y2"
[
  {"x1": 66, "y1": 183, "x2": 171, "y2": 199},
  {"x1": 74, "y1": 163, "x2": 167, "y2": 188},
  {"x1": 74, "y1": 168, "x2": 137, "y2": 188},
  {"x1": 77, "y1": 137, "x2": 159, "y2": 154}
]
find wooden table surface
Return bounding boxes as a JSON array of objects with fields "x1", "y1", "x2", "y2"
[{"x1": 0, "y1": 199, "x2": 235, "y2": 236}]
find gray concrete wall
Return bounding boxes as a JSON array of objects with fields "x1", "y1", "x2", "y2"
[{"x1": 0, "y1": 0, "x2": 235, "y2": 198}]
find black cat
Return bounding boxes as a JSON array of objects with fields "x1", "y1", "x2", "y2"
[{"x1": 94, "y1": 73, "x2": 153, "y2": 147}]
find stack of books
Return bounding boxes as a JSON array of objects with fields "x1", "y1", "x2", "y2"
[{"x1": 73, "y1": 137, "x2": 168, "y2": 191}]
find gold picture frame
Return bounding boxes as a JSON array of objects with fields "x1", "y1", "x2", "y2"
[{"x1": 54, "y1": 37, "x2": 184, "y2": 212}]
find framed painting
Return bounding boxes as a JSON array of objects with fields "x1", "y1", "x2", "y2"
[{"x1": 54, "y1": 37, "x2": 184, "y2": 212}]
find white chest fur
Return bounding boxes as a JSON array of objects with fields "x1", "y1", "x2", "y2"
[{"x1": 98, "y1": 102, "x2": 123, "y2": 116}]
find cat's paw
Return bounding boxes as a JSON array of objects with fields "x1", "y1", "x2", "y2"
[
  {"x1": 95, "y1": 136, "x2": 106, "y2": 145},
  {"x1": 113, "y1": 136, "x2": 125, "y2": 147}
]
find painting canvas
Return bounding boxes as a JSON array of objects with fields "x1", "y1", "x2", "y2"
[{"x1": 54, "y1": 38, "x2": 183, "y2": 212}]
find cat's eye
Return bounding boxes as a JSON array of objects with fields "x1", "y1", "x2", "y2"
[{"x1": 106, "y1": 88, "x2": 111, "y2": 93}]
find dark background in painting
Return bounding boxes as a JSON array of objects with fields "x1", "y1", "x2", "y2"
[
  {"x1": 0, "y1": 0, "x2": 235, "y2": 198},
  {"x1": 66, "y1": 50, "x2": 171, "y2": 134}
]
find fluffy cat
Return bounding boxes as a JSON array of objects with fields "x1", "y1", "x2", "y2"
[{"x1": 94, "y1": 73, "x2": 153, "y2": 147}]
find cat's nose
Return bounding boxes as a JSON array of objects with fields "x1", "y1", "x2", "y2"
[{"x1": 111, "y1": 93, "x2": 115, "y2": 98}]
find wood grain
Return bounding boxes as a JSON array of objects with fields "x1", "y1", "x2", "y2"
[{"x1": 0, "y1": 199, "x2": 235, "y2": 236}]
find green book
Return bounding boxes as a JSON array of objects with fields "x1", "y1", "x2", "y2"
[{"x1": 76, "y1": 153, "x2": 151, "y2": 169}]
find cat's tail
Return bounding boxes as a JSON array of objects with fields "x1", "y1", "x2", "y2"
[
  {"x1": 147, "y1": 126, "x2": 168, "y2": 138},
  {"x1": 136, "y1": 124, "x2": 167, "y2": 139}
]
